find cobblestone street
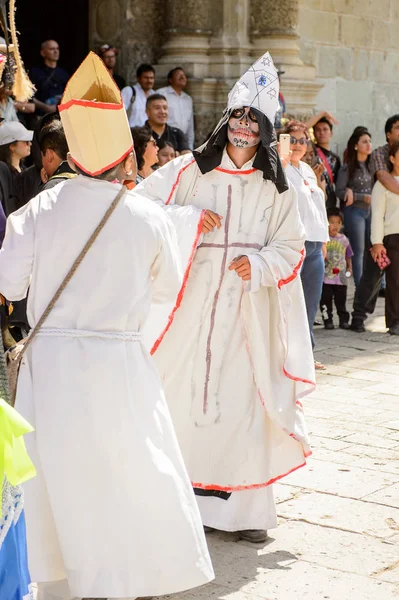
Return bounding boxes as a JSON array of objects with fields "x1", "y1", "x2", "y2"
[{"x1": 157, "y1": 294, "x2": 399, "y2": 600}]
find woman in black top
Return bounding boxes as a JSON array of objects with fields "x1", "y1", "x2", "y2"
[
  {"x1": 131, "y1": 126, "x2": 159, "y2": 183},
  {"x1": 0, "y1": 121, "x2": 33, "y2": 215},
  {"x1": 336, "y1": 127, "x2": 372, "y2": 286}
]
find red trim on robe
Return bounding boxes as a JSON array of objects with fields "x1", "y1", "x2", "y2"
[
  {"x1": 70, "y1": 144, "x2": 134, "y2": 177},
  {"x1": 283, "y1": 367, "x2": 316, "y2": 388},
  {"x1": 192, "y1": 460, "x2": 308, "y2": 492},
  {"x1": 151, "y1": 210, "x2": 205, "y2": 355},
  {"x1": 166, "y1": 159, "x2": 196, "y2": 205},
  {"x1": 215, "y1": 167, "x2": 257, "y2": 175},
  {"x1": 277, "y1": 249, "x2": 305, "y2": 289},
  {"x1": 59, "y1": 98, "x2": 124, "y2": 112}
]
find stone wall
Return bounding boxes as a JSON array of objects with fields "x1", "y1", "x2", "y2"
[
  {"x1": 89, "y1": 0, "x2": 166, "y2": 83},
  {"x1": 298, "y1": 0, "x2": 399, "y2": 154}
]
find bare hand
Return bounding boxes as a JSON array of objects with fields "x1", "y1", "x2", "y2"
[
  {"x1": 277, "y1": 142, "x2": 291, "y2": 169},
  {"x1": 370, "y1": 244, "x2": 386, "y2": 262},
  {"x1": 228, "y1": 255, "x2": 251, "y2": 281},
  {"x1": 321, "y1": 110, "x2": 339, "y2": 126},
  {"x1": 344, "y1": 188, "x2": 354, "y2": 206},
  {"x1": 313, "y1": 163, "x2": 324, "y2": 183},
  {"x1": 202, "y1": 210, "x2": 223, "y2": 234},
  {"x1": 14, "y1": 101, "x2": 35, "y2": 114},
  {"x1": 322, "y1": 242, "x2": 327, "y2": 260},
  {"x1": 364, "y1": 194, "x2": 371, "y2": 205}
]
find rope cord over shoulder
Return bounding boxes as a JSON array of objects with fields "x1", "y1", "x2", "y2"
[{"x1": 19, "y1": 184, "x2": 127, "y2": 359}]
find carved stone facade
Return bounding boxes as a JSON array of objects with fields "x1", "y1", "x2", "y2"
[
  {"x1": 88, "y1": 0, "x2": 323, "y2": 144},
  {"x1": 298, "y1": 0, "x2": 399, "y2": 153}
]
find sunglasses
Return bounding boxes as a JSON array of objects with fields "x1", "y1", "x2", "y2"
[
  {"x1": 290, "y1": 136, "x2": 307, "y2": 146},
  {"x1": 231, "y1": 108, "x2": 258, "y2": 123}
]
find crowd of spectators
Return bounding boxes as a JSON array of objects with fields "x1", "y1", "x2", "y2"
[
  {"x1": 280, "y1": 111, "x2": 399, "y2": 368},
  {"x1": 0, "y1": 38, "x2": 398, "y2": 354}
]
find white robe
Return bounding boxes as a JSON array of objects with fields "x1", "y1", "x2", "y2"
[
  {"x1": 0, "y1": 176, "x2": 214, "y2": 598},
  {"x1": 135, "y1": 151, "x2": 315, "y2": 531}
]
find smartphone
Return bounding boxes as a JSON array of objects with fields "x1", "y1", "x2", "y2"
[{"x1": 279, "y1": 133, "x2": 291, "y2": 156}]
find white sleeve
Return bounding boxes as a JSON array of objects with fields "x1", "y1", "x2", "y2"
[
  {"x1": 134, "y1": 157, "x2": 205, "y2": 278},
  {"x1": 243, "y1": 184, "x2": 306, "y2": 293},
  {"x1": 371, "y1": 182, "x2": 387, "y2": 245},
  {"x1": 121, "y1": 86, "x2": 133, "y2": 111},
  {"x1": 0, "y1": 202, "x2": 35, "y2": 300},
  {"x1": 150, "y1": 212, "x2": 183, "y2": 304}
]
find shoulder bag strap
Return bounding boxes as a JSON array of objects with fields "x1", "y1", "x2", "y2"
[
  {"x1": 18, "y1": 184, "x2": 126, "y2": 359},
  {"x1": 316, "y1": 147, "x2": 334, "y2": 184}
]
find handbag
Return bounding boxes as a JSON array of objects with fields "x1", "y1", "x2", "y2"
[
  {"x1": 5, "y1": 185, "x2": 126, "y2": 406},
  {"x1": 375, "y1": 252, "x2": 391, "y2": 271}
]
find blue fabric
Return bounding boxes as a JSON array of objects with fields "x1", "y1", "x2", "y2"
[
  {"x1": 344, "y1": 205, "x2": 370, "y2": 286},
  {"x1": 300, "y1": 241, "x2": 325, "y2": 349},
  {"x1": 0, "y1": 510, "x2": 31, "y2": 600}
]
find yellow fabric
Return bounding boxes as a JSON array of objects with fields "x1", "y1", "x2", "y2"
[
  {"x1": 0, "y1": 397, "x2": 36, "y2": 515},
  {"x1": 59, "y1": 52, "x2": 133, "y2": 176}
]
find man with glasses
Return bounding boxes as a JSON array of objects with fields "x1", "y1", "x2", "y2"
[
  {"x1": 98, "y1": 44, "x2": 126, "y2": 90},
  {"x1": 136, "y1": 53, "x2": 312, "y2": 544}
]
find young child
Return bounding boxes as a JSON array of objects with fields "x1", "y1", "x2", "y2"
[
  {"x1": 320, "y1": 208, "x2": 353, "y2": 329},
  {"x1": 370, "y1": 140, "x2": 399, "y2": 335}
]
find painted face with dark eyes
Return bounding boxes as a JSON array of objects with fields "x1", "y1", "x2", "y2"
[{"x1": 228, "y1": 107, "x2": 260, "y2": 148}]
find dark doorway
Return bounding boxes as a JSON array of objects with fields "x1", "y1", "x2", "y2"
[{"x1": 14, "y1": 1, "x2": 89, "y2": 76}]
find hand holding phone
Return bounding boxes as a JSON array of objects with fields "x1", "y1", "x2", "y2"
[{"x1": 279, "y1": 134, "x2": 291, "y2": 157}]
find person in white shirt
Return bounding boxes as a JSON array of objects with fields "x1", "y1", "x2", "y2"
[
  {"x1": 121, "y1": 63, "x2": 155, "y2": 127},
  {"x1": 370, "y1": 140, "x2": 399, "y2": 335},
  {"x1": 157, "y1": 67, "x2": 195, "y2": 150},
  {"x1": 284, "y1": 121, "x2": 329, "y2": 369}
]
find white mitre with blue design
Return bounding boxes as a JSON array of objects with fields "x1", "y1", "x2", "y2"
[{"x1": 227, "y1": 52, "x2": 279, "y2": 124}]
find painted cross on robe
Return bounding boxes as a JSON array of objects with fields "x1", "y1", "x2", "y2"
[{"x1": 197, "y1": 184, "x2": 263, "y2": 415}]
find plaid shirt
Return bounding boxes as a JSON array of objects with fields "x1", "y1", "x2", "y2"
[{"x1": 370, "y1": 144, "x2": 390, "y2": 181}]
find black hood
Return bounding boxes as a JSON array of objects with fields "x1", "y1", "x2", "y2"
[{"x1": 193, "y1": 107, "x2": 288, "y2": 194}]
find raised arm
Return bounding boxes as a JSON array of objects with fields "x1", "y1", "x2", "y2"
[
  {"x1": 376, "y1": 170, "x2": 399, "y2": 195},
  {"x1": 370, "y1": 182, "x2": 387, "y2": 260}
]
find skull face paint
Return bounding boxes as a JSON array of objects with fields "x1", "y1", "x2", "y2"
[{"x1": 227, "y1": 107, "x2": 260, "y2": 148}]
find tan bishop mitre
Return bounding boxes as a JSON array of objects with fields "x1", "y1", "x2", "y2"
[{"x1": 59, "y1": 51, "x2": 133, "y2": 176}]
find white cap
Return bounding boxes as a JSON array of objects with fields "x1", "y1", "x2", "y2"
[
  {"x1": 0, "y1": 121, "x2": 33, "y2": 145},
  {"x1": 227, "y1": 52, "x2": 279, "y2": 124}
]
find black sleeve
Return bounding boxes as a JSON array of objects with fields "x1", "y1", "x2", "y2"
[{"x1": 334, "y1": 154, "x2": 341, "y2": 179}]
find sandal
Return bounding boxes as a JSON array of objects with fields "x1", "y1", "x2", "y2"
[{"x1": 314, "y1": 360, "x2": 326, "y2": 370}]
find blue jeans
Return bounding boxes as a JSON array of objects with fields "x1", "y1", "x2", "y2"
[
  {"x1": 343, "y1": 205, "x2": 370, "y2": 287},
  {"x1": 300, "y1": 241, "x2": 325, "y2": 349}
]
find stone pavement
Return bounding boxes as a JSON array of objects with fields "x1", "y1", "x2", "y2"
[{"x1": 156, "y1": 294, "x2": 399, "y2": 600}]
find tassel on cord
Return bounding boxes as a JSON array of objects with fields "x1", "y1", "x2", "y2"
[
  {"x1": 9, "y1": 0, "x2": 35, "y2": 101},
  {"x1": 0, "y1": 2, "x2": 13, "y2": 89}
]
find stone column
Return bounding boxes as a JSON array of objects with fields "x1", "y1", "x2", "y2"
[
  {"x1": 208, "y1": 0, "x2": 253, "y2": 79},
  {"x1": 250, "y1": 0, "x2": 321, "y2": 115},
  {"x1": 155, "y1": 0, "x2": 218, "y2": 144},
  {"x1": 89, "y1": 0, "x2": 165, "y2": 84},
  {"x1": 157, "y1": 0, "x2": 213, "y2": 79}
]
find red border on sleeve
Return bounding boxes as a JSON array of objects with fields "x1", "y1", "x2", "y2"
[
  {"x1": 277, "y1": 249, "x2": 305, "y2": 289},
  {"x1": 150, "y1": 210, "x2": 205, "y2": 355}
]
